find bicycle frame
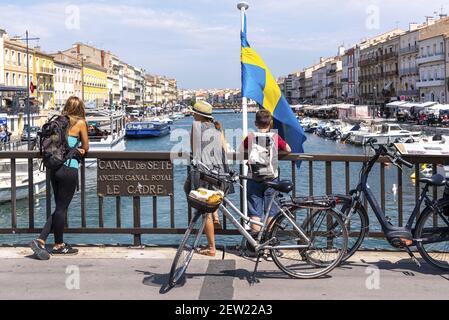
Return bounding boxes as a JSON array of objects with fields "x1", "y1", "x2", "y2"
[
  {"x1": 218, "y1": 192, "x2": 312, "y2": 252},
  {"x1": 348, "y1": 147, "x2": 436, "y2": 241}
]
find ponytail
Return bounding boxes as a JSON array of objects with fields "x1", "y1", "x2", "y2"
[{"x1": 213, "y1": 120, "x2": 222, "y2": 131}]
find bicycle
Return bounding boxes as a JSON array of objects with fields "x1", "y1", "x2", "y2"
[
  {"x1": 167, "y1": 160, "x2": 349, "y2": 288},
  {"x1": 332, "y1": 138, "x2": 449, "y2": 271}
]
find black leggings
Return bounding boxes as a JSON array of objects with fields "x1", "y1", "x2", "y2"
[{"x1": 39, "y1": 166, "x2": 78, "y2": 244}]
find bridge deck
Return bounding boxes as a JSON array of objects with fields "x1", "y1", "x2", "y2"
[{"x1": 0, "y1": 247, "x2": 448, "y2": 300}]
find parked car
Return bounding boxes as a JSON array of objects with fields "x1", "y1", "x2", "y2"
[{"x1": 21, "y1": 126, "x2": 40, "y2": 142}]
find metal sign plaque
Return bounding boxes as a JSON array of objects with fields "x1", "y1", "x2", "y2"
[{"x1": 97, "y1": 160, "x2": 174, "y2": 197}]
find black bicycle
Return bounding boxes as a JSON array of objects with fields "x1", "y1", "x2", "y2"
[{"x1": 333, "y1": 139, "x2": 449, "y2": 271}]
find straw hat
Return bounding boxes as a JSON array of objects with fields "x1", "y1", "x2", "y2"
[{"x1": 190, "y1": 101, "x2": 214, "y2": 119}]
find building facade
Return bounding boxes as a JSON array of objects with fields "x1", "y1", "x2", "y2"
[
  {"x1": 33, "y1": 50, "x2": 55, "y2": 109},
  {"x1": 0, "y1": 29, "x2": 4, "y2": 86},
  {"x1": 342, "y1": 47, "x2": 356, "y2": 103},
  {"x1": 359, "y1": 29, "x2": 404, "y2": 106},
  {"x1": 54, "y1": 59, "x2": 81, "y2": 109},
  {"x1": 398, "y1": 24, "x2": 423, "y2": 101},
  {"x1": 83, "y1": 63, "x2": 108, "y2": 107},
  {"x1": 2, "y1": 34, "x2": 36, "y2": 109},
  {"x1": 416, "y1": 17, "x2": 449, "y2": 103}
]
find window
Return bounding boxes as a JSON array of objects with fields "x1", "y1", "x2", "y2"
[
  {"x1": 12, "y1": 73, "x2": 16, "y2": 85},
  {"x1": 18, "y1": 53, "x2": 21, "y2": 66},
  {"x1": 5, "y1": 73, "x2": 9, "y2": 85}
]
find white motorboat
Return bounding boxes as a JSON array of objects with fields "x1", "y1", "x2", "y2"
[
  {"x1": 152, "y1": 117, "x2": 174, "y2": 125},
  {"x1": 349, "y1": 123, "x2": 421, "y2": 146},
  {"x1": 0, "y1": 159, "x2": 46, "y2": 203},
  {"x1": 86, "y1": 109, "x2": 126, "y2": 151},
  {"x1": 85, "y1": 109, "x2": 126, "y2": 167},
  {"x1": 395, "y1": 135, "x2": 449, "y2": 179},
  {"x1": 169, "y1": 113, "x2": 185, "y2": 121}
]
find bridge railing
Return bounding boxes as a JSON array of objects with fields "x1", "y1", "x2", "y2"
[{"x1": 0, "y1": 151, "x2": 447, "y2": 246}]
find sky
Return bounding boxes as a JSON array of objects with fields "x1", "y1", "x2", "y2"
[{"x1": 0, "y1": 0, "x2": 447, "y2": 89}]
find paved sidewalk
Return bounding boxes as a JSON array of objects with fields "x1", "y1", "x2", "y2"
[{"x1": 0, "y1": 247, "x2": 448, "y2": 300}]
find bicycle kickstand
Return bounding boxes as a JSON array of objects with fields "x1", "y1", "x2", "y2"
[
  {"x1": 404, "y1": 246, "x2": 421, "y2": 268},
  {"x1": 249, "y1": 252, "x2": 263, "y2": 286}
]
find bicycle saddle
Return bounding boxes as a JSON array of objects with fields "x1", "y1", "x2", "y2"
[
  {"x1": 419, "y1": 174, "x2": 446, "y2": 187},
  {"x1": 264, "y1": 180, "x2": 293, "y2": 194}
]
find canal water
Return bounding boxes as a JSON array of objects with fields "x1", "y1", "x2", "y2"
[{"x1": 0, "y1": 113, "x2": 434, "y2": 248}]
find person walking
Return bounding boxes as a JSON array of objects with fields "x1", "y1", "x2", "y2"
[
  {"x1": 185, "y1": 101, "x2": 231, "y2": 257},
  {"x1": 30, "y1": 96, "x2": 89, "y2": 260}
]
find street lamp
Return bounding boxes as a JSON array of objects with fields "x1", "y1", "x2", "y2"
[{"x1": 11, "y1": 31, "x2": 40, "y2": 151}]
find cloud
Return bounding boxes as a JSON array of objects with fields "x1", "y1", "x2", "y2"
[{"x1": 0, "y1": 0, "x2": 446, "y2": 88}]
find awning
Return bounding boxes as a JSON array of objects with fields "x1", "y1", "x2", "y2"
[
  {"x1": 386, "y1": 101, "x2": 407, "y2": 108},
  {"x1": 383, "y1": 82, "x2": 393, "y2": 91}
]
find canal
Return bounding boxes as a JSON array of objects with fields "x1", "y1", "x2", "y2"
[{"x1": 0, "y1": 113, "x2": 435, "y2": 248}]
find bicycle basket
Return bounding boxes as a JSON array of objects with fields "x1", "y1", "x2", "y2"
[{"x1": 188, "y1": 188, "x2": 224, "y2": 213}]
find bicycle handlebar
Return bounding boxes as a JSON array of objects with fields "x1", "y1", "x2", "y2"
[{"x1": 367, "y1": 138, "x2": 413, "y2": 169}]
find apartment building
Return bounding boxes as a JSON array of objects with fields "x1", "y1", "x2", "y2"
[
  {"x1": 359, "y1": 29, "x2": 404, "y2": 106},
  {"x1": 342, "y1": 47, "x2": 356, "y2": 103},
  {"x1": 398, "y1": 23, "x2": 430, "y2": 101},
  {"x1": 0, "y1": 29, "x2": 4, "y2": 86},
  {"x1": 34, "y1": 49, "x2": 55, "y2": 109},
  {"x1": 325, "y1": 55, "x2": 343, "y2": 104},
  {"x1": 53, "y1": 59, "x2": 81, "y2": 109},
  {"x1": 416, "y1": 17, "x2": 449, "y2": 103},
  {"x1": 2, "y1": 33, "x2": 37, "y2": 109}
]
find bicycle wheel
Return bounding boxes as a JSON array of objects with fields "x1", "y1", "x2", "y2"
[
  {"x1": 269, "y1": 207, "x2": 348, "y2": 279},
  {"x1": 338, "y1": 200, "x2": 369, "y2": 262},
  {"x1": 415, "y1": 201, "x2": 449, "y2": 271},
  {"x1": 168, "y1": 212, "x2": 208, "y2": 287}
]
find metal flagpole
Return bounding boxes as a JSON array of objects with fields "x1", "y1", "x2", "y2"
[{"x1": 238, "y1": 2, "x2": 249, "y2": 218}]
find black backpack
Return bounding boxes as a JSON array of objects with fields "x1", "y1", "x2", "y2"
[{"x1": 39, "y1": 115, "x2": 74, "y2": 170}]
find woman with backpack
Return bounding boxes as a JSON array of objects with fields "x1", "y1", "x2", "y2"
[
  {"x1": 30, "y1": 96, "x2": 89, "y2": 260},
  {"x1": 185, "y1": 101, "x2": 231, "y2": 257}
]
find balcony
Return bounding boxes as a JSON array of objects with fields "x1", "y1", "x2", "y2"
[
  {"x1": 359, "y1": 57, "x2": 378, "y2": 67},
  {"x1": 416, "y1": 53, "x2": 445, "y2": 65},
  {"x1": 38, "y1": 67, "x2": 55, "y2": 75},
  {"x1": 400, "y1": 45, "x2": 419, "y2": 55},
  {"x1": 416, "y1": 79, "x2": 446, "y2": 88},
  {"x1": 397, "y1": 90, "x2": 419, "y2": 96},
  {"x1": 384, "y1": 70, "x2": 399, "y2": 77},
  {"x1": 399, "y1": 67, "x2": 419, "y2": 76},
  {"x1": 380, "y1": 52, "x2": 398, "y2": 61}
]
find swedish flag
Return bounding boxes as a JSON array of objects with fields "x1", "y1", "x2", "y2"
[{"x1": 241, "y1": 13, "x2": 306, "y2": 160}]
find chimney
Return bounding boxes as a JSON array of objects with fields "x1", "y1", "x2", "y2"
[
  {"x1": 409, "y1": 23, "x2": 419, "y2": 31},
  {"x1": 320, "y1": 57, "x2": 325, "y2": 63},
  {"x1": 426, "y1": 16, "x2": 435, "y2": 25},
  {"x1": 337, "y1": 45, "x2": 345, "y2": 56}
]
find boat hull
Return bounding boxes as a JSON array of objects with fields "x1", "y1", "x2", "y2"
[{"x1": 125, "y1": 128, "x2": 171, "y2": 138}]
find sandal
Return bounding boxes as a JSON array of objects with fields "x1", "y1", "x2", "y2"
[{"x1": 198, "y1": 248, "x2": 216, "y2": 257}]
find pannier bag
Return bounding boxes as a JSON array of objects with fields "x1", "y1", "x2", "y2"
[{"x1": 188, "y1": 188, "x2": 224, "y2": 213}]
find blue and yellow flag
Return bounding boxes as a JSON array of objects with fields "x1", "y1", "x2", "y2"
[{"x1": 241, "y1": 13, "x2": 306, "y2": 162}]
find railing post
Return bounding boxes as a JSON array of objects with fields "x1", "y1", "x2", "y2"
[
  {"x1": 80, "y1": 159, "x2": 86, "y2": 228},
  {"x1": 397, "y1": 165, "x2": 403, "y2": 227},
  {"x1": 28, "y1": 158, "x2": 34, "y2": 229},
  {"x1": 10, "y1": 159, "x2": 17, "y2": 230},
  {"x1": 133, "y1": 196, "x2": 141, "y2": 246}
]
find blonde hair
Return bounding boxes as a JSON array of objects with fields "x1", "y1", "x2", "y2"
[{"x1": 62, "y1": 96, "x2": 86, "y2": 127}]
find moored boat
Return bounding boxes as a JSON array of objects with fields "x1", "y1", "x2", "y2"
[{"x1": 125, "y1": 121, "x2": 171, "y2": 138}]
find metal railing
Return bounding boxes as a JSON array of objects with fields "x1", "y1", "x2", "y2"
[{"x1": 0, "y1": 151, "x2": 448, "y2": 245}]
